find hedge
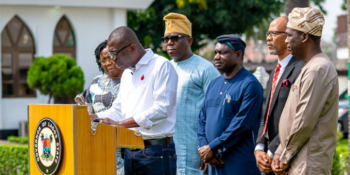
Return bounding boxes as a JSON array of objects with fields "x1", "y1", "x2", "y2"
[
  {"x1": 0, "y1": 139, "x2": 348, "y2": 175},
  {"x1": 7, "y1": 136, "x2": 28, "y2": 144},
  {"x1": 0, "y1": 145, "x2": 28, "y2": 175}
]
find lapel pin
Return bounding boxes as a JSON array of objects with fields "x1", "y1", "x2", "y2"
[{"x1": 141, "y1": 75, "x2": 144, "y2": 80}]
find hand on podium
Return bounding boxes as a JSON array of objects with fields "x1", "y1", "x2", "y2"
[
  {"x1": 89, "y1": 114, "x2": 120, "y2": 126},
  {"x1": 89, "y1": 114, "x2": 140, "y2": 128},
  {"x1": 97, "y1": 117, "x2": 120, "y2": 127},
  {"x1": 89, "y1": 114, "x2": 98, "y2": 121}
]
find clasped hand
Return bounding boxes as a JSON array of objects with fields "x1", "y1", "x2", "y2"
[
  {"x1": 255, "y1": 150, "x2": 272, "y2": 173},
  {"x1": 198, "y1": 145, "x2": 224, "y2": 167},
  {"x1": 271, "y1": 154, "x2": 289, "y2": 175}
]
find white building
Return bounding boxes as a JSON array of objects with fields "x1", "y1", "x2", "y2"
[{"x1": 0, "y1": 0, "x2": 153, "y2": 139}]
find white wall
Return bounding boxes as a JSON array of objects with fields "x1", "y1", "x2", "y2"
[
  {"x1": 337, "y1": 47, "x2": 349, "y2": 60},
  {"x1": 0, "y1": 5, "x2": 127, "y2": 130},
  {"x1": 0, "y1": 0, "x2": 154, "y2": 10}
]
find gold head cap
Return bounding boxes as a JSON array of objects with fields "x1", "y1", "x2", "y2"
[
  {"x1": 287, "y1": 7, "x2": 325, "y2": 36},
  {"x1": 163, "y1": 13, "x2": 192, "y2": 37}
]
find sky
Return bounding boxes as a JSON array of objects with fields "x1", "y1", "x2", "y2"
[{"x1": 312, "y1": 0, "x2": 347, "y2": 43}]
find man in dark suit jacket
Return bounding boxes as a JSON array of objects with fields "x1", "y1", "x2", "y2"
[{"x1": 254, "y1": 16, "x2": 304, "y2": 175}]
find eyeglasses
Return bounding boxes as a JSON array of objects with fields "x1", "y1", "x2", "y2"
[
  {"x1": 98, "y1": 57, "x2": 113, "y2": 65},
  {"x1": 107, "y1": 43, "x2": 132, "y2": 59},
  {"x1": 266, "y1": 31, "x2": 286, "y2": 38},
  {"x1": 162, "y1": 35, "x2": 188, "y2": 43}
]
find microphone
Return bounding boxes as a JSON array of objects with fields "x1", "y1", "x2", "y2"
[{"x1": 131, "y1": 72, "x2": 133, "y2": 75}]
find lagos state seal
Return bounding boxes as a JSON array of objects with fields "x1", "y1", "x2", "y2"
[{"x1": 33, "y1": 118, "x2": 62, "y2": 174}]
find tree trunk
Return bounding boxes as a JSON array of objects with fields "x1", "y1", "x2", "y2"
[
  {"x1": 285, "y1": 0, "x2": 309, "y2": 15},
  {"x1": 48, "y1": 93, "x2": 52, "y2": 104},
  {"x1": 54, "y1": 96, "x2": 75, "y2": 104},
  {"x1": 347, "y1": 0, "x2": 350, "y2": 172}
]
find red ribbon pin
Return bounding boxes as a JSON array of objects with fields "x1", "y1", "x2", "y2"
[{"x1": 141, "y1": 75, "x2": 144, "y2": 80}]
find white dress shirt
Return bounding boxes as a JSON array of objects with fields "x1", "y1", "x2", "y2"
[
  {"x1": 97, "y1": 49, "x2": 178, "y2": 140},
  {"x1": 255, "y1": 54, "x2": 293, "y2": 158}
]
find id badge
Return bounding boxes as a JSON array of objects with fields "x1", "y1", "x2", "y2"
[{"x1": 223, "y1": 92, "x2": 232, "y2": 105}]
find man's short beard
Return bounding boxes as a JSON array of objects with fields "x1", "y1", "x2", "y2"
[
  {"x1": 267, "y1": 43, "x2": 278, "y2": 55},
  {"x1": 170, "y1": 56, "x2": 179, "y2": 61},
  {"x1": 269, "y1": 49, "x2": 277, "y2": 55},
  {"x1": 170, "y1": 54, "x2": 182, "y2": 61},
  {"x1": 269, "y1": 45, "x2": 277, "y2": 55},
  {"x1": 222, "y1": 64, "x2": 237, "y2": 74}
]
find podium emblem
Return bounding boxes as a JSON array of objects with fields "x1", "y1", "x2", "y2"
[{"x1": 33, "y1": 118, "x2": 62, "y2": 175}]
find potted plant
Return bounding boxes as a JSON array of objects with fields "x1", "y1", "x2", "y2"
[{"x1": 27, "y1": 54, "x2": 84, "y2": 104}]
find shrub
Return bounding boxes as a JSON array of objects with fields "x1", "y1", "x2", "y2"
[
  {"x1": 27, "y1": 54, "x2": 84, "y2": 103},
  {"x1": 333, "y1": 139, "x2": 348, "y2": 175},
  {"x1": 7, "y1": 136, "x2": 28, "y2": 144},
  {"x1": 0, "y1": 145, "x2": 28, "y2": 175}
]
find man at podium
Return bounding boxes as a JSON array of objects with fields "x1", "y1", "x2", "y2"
[{"x1": 89, "y1": 26, "x2": 178, "y2": 175}]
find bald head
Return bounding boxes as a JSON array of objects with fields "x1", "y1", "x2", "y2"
[
  {"x1": 270, "y1": 16, "x2": 288, "y2": 31},
  {"x1": 267, "y1": 16, "x2": 289, "y2": 60},
  {"x1": 108, "y1": 26, "x2": 142, "y2": 48},
  {"x1": 107, "y1": 26, "x2": 146, "y2": 69}
]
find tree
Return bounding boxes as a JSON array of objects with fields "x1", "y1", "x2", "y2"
[
  {"x1": 342, "y1": 0, "x2": 346, "y2": 11},
  {"x1": 286, "y1": 0, "x2": 309, "y2": 14},
  {"x1": 285, "y1": 0, "x2": 326, "y2": 15},
  {"x1": 128, "y1": 0, "x2": 285, "y2": 53},
  {"x1": 27, "y1": 54, "x2": 84, "y2": 103}
]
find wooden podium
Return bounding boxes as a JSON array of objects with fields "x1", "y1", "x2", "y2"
[{"x1": 28, "y1": 104, "x2": 144, "y2": 175}]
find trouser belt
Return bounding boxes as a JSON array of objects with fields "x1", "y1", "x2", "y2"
[{"x1": 144, "y1": 137, "x2": 173, "y2": 148}]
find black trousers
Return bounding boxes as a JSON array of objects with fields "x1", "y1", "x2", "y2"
[{"x1": 124, "y1": 143, "x2": 177, "y2": 175}]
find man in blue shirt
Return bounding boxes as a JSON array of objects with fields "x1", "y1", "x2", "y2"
[
  {"x1": 163, "y1": 13, "x2": 220, "y2": 175},
  {"x1": 197, "y1": 35, "x2": 263, "y2": 175}
]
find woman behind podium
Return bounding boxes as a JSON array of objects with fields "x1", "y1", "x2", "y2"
[{"x1": 75, "y1": 40, "x2": 124, "y2": 174}]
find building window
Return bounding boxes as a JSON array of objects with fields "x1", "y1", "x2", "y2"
[
  {"x1": 53, "y1": 16, "x2": 76, "y2": 58},
  {"x1": 1, "y1": 16, "x2": 36, "y2": 97}
]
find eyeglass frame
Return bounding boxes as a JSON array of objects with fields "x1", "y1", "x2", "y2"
[
  {"x1": 98, "y1": 57, "x2": 114, "y2": 65},
  {"x1": 107, "y1": 43, "x2": 132, "y2": 60},
  {"x1": 266, "y1": 31, "x2": 286, "y2": 38},
  {"x1": 162, "y1": 35, "x2": 189, "y2": 43}
]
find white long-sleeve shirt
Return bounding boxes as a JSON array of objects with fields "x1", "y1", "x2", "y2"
[{"x1": 97, "y1": 49, "x2": 178, "y2": 140}]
